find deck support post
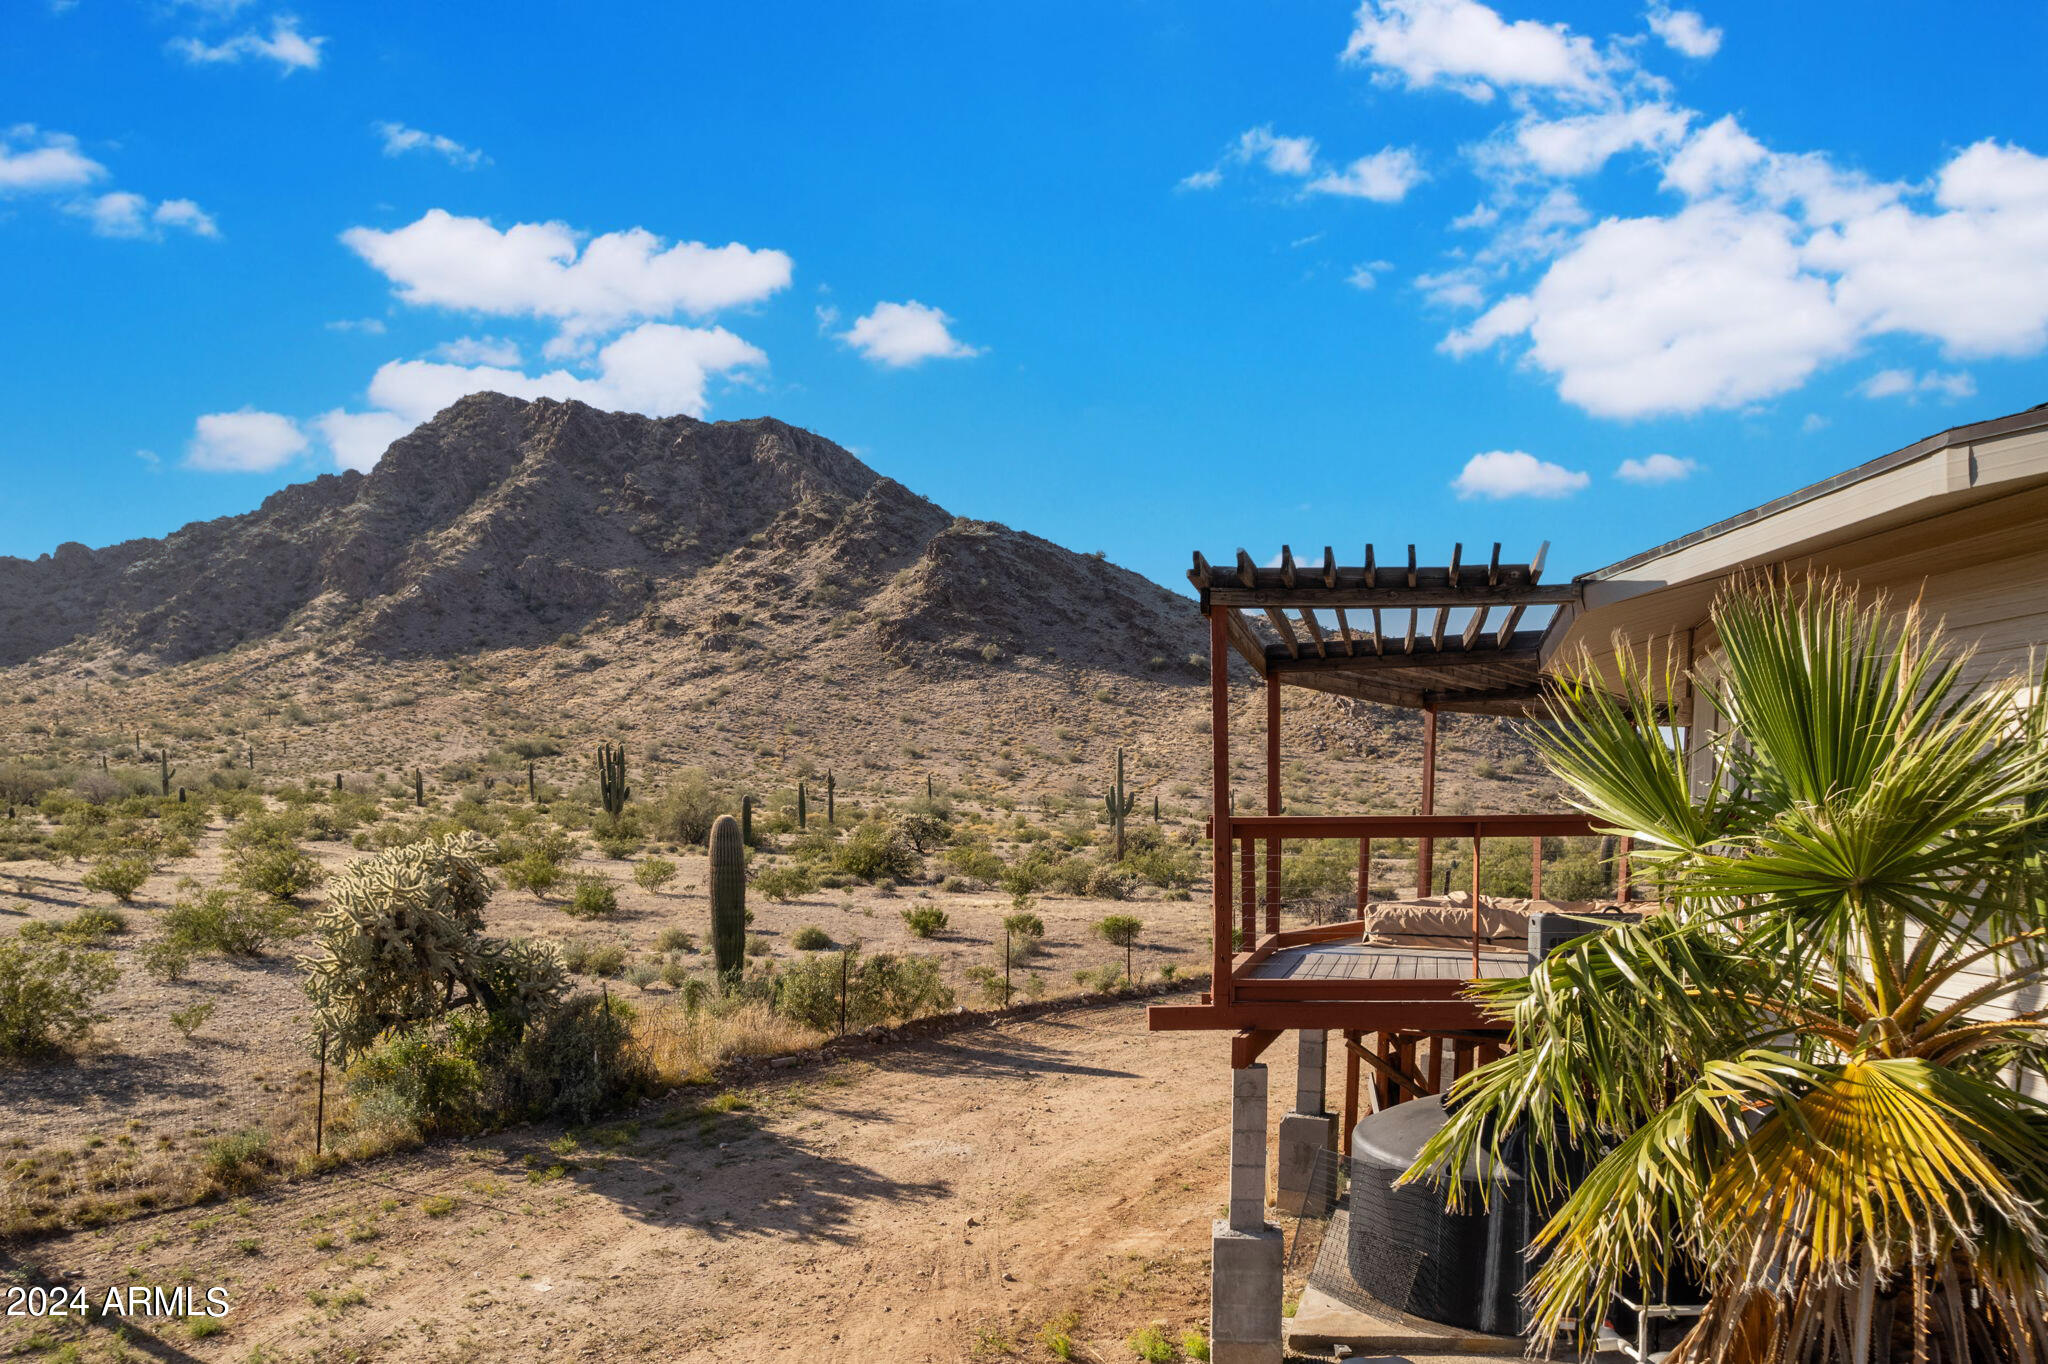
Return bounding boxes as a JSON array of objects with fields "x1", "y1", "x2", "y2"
[
  {"x1": 1264, "y1": 671, "x2": 1281, "y2": 937},
  {"x1": 1416, "y1": 702, "x2": 1438, "y2": 895},
  {"x1": 1356, "y1": 837, "x2": 1370, "y2": 917},
  {"x1": 1209, "y1": 608, "x2": 1233, "y2": 1002},
  {"x1": 1275, "y1": 1030, "x2": 1332, "y2": 1215},
  {"x1": 1530, "y1": 834, "x2": 1543, "y2": 901},
  {"x1": 1214, "y1": 1061, "x2": 1284, "y2": 1363}
]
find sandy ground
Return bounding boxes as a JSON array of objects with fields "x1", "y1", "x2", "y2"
[{"x1": 2, "y1": 995, "x2": 1312, "y2": 1364}]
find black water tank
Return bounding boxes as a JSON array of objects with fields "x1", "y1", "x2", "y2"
[{"x1": 1347, "y1": 1095, "x2": 1532, "y2": 1335}]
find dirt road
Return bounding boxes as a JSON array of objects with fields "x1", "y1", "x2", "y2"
[{"x1": 3, "y1": 996, "x2": 1305, "y2": 1363}]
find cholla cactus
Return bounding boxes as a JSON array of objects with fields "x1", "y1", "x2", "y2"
[{"x1": 300, "y1": 831, "x2": 568, "y2": 1062}]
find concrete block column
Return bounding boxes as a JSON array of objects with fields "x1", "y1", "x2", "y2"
[
  {"x1": 1276, "y1": 1031, "x2": 1335, "y2": 1216},
  {"x1": 1215, "y1": 1062, "x2": 1283, "y2": 1364}
]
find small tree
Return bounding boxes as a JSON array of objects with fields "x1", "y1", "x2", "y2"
[
  {"x1": 1093, "y1": 914, "x2": 1143, "y2": 983},
  {"x1": 0, "y1": 936, "x2": 119, "y2": 1059}
]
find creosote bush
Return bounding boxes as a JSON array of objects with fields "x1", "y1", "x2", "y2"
[
  {"x1": 81, "y1": 853, "x2": 152, "y2": 903},
  {"x1": 790, "y1": 925, "x2": 833, "y2": 951},
  {"x1": 632, "y1": 856, "x2": 678, "y2": 894},
  {"x1": 900, "y1": 905, "x2": 948, "y2": 939},
  {"x1": 564, "y1": 875, "x2": 619, "y2": 919},
  {"x1": 772, "y1": 949, "x2": 954, "y2": 1032}
]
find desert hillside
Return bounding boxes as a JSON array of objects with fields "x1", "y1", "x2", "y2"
[{"x1": 0, "y1": 393, "x2": 1552, "y2": 812}]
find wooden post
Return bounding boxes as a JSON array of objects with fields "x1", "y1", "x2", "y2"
[
  {"x1": 1356, "y1": 837, "x2": 1370, "y2": 918},
  {"x1": 1264, "y1": 671, "x2": 1281, "y2": 937},
  {"x1": 1470, "y1": 834, "x2": 1483, "y2": 977},
  {"x1": 1239, "y1": 837, "x2": 1256, "y2": 949},
  {"x1": 1416, "y1": 702, "x2": 1438, "y2": 895},
  {"x1": 1342, "y1": 1031, "x2": 1361, "y2": 1152},
  {"x1": 1209, "y1": 608, "x2": 1234, "y2": 1003},
  {"x1": 1530, "y1": 835, "x2": 1543, "y2": 901},
  {"x1": 314, "y1": 1030, "x2": 328, "y2": 1158},
  {"x1": 1617, "y1": 836, "x2": 1633, "y2": 902}
]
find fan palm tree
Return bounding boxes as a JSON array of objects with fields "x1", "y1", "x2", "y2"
[{"x1": 1405, "y1": 579, "x2": 2048, "y2": 1362}]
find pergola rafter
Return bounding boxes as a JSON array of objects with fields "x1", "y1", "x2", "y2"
[{"x1": 1189, "y1": 541, "x2": 1576, "y2": 716}]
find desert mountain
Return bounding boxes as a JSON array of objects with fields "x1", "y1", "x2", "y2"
[{"x1": 0, "y1": 394, "x2": 1550, "y2": 809}]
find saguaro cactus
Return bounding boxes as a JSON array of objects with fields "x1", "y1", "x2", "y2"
[
  {"x1": 797, "y1": 781, "x2": 808, "y2": 829},
  {"x1": 1104, "y1": 746, "x2": 1136, "y2": 861},
  {"x1": 740, "y1": 794, "x2": 754, "y2": 846},
  {"x1": 526, "y1": 761, "x2": 536, "y2": 801},
  {"x1": 597, "y1": 742, "x2": 630, "y2": 819},
  {"x1": 413, "y1": 769, "x2": 424, "y2": 807},
  {"x1": 158, "y1": 750, "x2": 177, "y2": 798},
  {"x1": 708, "y1": 813, "x2": 746, "y2": 981},
  {"x1": 826, "y1": 770, "x2": 835, "y2": 825}
]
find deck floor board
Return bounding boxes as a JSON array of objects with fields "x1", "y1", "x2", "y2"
[{"x1": 1243, "y1": 940, "x2": 1528, "y2": 983}]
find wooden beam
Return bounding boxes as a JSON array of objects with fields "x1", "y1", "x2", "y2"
[
  {"x1": 1222, "y1": 607, "x2": 1269, "y2": 676},
  {"x1": 1148, "y1": 1000, "x2": 1507, "y2": 1034},
  {"x1": 1265, "y1": 671, "x2": 1281, "y2": 938},
  {"x1": 1363, "y1": 544, "x2": 1376, "y2": 588},
  {"x1": 1204, "y1": 583, "x2": 1577, "y2": 609},
  {"x1": 1232, "y1": 1028, "x2": 1282, "y2": 1069},
  {"x1": 1487, "y1": 542, "x2": 1501, "y2": 587},
  {"x1": 1371, "y1": 608, "x2": 1385, "y2": 656},
  {"x1": 1494, "y1": 604, "x2": 1527, "y2": 650},
  {"x1": 1321, "y1": 546, "x2": 1337, "y2": 589},
  {"x1": 1190, "y1": 550, "x2": 1213, "y2": 589},
  {"x1": 1448, "y1": 542, "x2": 1463, "y2": 588},
  {"x1": 1530, "y1": 540, "x2": 1550, "y2": 584},
  {"x1": 1333, "y1": 607, "x2": 1357, "y2": 657},
  {"x1": 1263, "y1": 635, "x2": 1546, "y2": 673},
  {"x1": 1418, "y1": 703, "x2": 1438, "y2": 895},
  {"x1": 1430, "y1": 606, "x2": 1448, "y2": 651},
  {"x1": 1404, "y1": 609, "x2": 1416, "y2": 654},
  {"x1": 1236, "y1": 549, "x2": 1258, "y2": 588},
  {"x1": 1405, "y1": 544, "x2": 1417, "y2": 588},
  {"x1": 1262, "y1": 608, "x2": 1301, "y2": 658},
  {"x1": 1296, "y1": 609, "x2": 1329, "y2": 657},
  {"x1": 1279, "y1": 544, "x2": 1297, "y2": 589},
  {"x1": 1232, "y1": 978, "x2": 1483, "y2": 1004},
  {"x1": 1461, "y1": 605, "x2": 1490, "y2": 652},
  {"x1": 1347, "y1": 1035, "x2": 1426, "y2": 1098}
]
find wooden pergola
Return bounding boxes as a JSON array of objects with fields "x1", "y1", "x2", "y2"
[{"x1": 1149, "y1": 542, "x2": 1602, "y2": 1104}]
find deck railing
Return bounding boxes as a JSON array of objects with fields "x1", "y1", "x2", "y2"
[{"x1": 1207, "y1": 811, "x2": 1607, "y2": 1002}]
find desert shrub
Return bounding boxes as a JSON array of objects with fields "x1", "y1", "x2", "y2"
[
  {"x1": 563, "y1": 876, "x2": 619, "y2": 920},
  {"x1": 61, "y1": 907, "x2": 127, "y2": 941},
  {"x1": 656, "y1": 927, "x2": 696, "y2": 954},
  {"x1": 1044, "y1": 856, "x2": 1093, "y2": 896},
  {"x1": 233, "y1": 842, "x2": 324, "y2": 902},
  {"x1": 502, "y1": 847, "x2": 562, "y2": 898},
  {"x1": 940, "y1": 844, "x2": 1005, "y2": 884},
  {"x1": 1085, "y1": 865, "x2": 1137, "y2": 901},
  {"x1": 753, "y1": 863, "x2": 816, "y2": 902},
  {"x1": 835, "y1": 823, "x2": 922, "y2": 883},
  {"x1": 1002, "y1": 911, "x2": 1046, "y2": 939},
  {"x1": 1094, "y1": 913, "x2": 1145, "y2": 979},
  {"x1": 203, "y1": 1130, "x2": 275, "y2": 1194},
  {"x1": 81, "y1": 853, "x2": 152, "y2": 903},
  {"x1": 169, "y1": 999, "x2": 216, "y2": 1039},
  {"x1": 791, "y1": 925, "x2": 833, "y2": 950},
  {"x1": 0, "y1": 936, "x2": 119, "y2": 1059},
  {"x1": 1123, "y1": 844, "x2": 1200, "y2": 890},
  {"x1": 901, "y1": 905, "x2": 949, "y2": 938},
  {"x1": 345, "y1": 1027, "x2": 488, "y2": 1135},
  {"x1": 162, "y1": 887, "x2": 291, "y2": 957},
  {"x1": 561, "y1": 940, "x2": 627, "y2": 978},
  {"x1": 627, "y1": 960, "x2": 661, "y2": 988},
  {"x1": 499, "y1": 991, "x2": 650, "y2": 1122},
  {"x1": 633, "y1": 856, "x2": 678, "y2": 894},
  {"x1": 773, "y1": 949, "x2": 954, "y2": 1032},
  {"x1": 141, "y1": 939, "x2": 193, "y2": 983},
  {"x1": 1127, "y1": 1324, "x2": 1175, "y2": 1362},
  {"x1": 0, "y1": 764, "x2": 58, "y2": 807},
  {"x1": 647, "y1": 769, "x2": 726, "y2": 846},
  {"x1": 745, "y1": 933, "x2": 772, "y2": 957}
]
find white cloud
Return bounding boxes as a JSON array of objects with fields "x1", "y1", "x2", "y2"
[
  {"x1": 1661, "y1": 114, "x2": 1766, "y2": 199},
  {"x1": 1343, "y1": 0, "x2": 1618, "y2": 104},
  {"x1": 0, "y1": 125, "x2": 105, "y2": 193},
  {"x1": 1647, "y1": 6, "x2": 1722, "y2": 59},
  {"x1": 1177, "y1": 168, "x2": 1223, "y2": 191},
  {"x1": 1451, "y1": 201, "x2": 1501, "y2": 231},
  {"x1": 313, "y1": 322, "x2": 768, "y2": 472},
  {"x1": 375, "y1": 122, "x2": 487, "y2": 169},
  {"x1": 1452, "y1": 450, "x2": 1589, "y2": 499},
  {"x1": 171, "y1": 17, "x2": 324, "y2": 72},
  {"x1": 1446, "y1": 201, "x2": 1854, "y2": 417},
  {"x1": 1801, "y1": 414, "x2": 1828, "y2": 433},
  {"x1": 1615, "y1": 452, "x2": 1697, "y2": 483},
  {"x1": 315, "y1": 410, "x2": 414, "y2": 474},
  {"x1": 1347, "y1": 260, "x2": 1395, "y2": 290},
  {"x1": 1417, "y1": 268, "x2": 1492, "y2": 311},
  {"x1": 1235, "y1": 126, "x2": 1319, "y2": 177},
  {"x1": 432, "y1": 335, "x2": 521, "y2": 366},
  {"x1": 1306, "y1": 147, "x2": 1427, "y2": 202},
  {"x1": 325, "y1": 317, "x2": 387, "y2": 334},
  {"x1": 66, "y1": 191, "x2": 218, "y2": 239},
  {"x1": 837, "y1": 300, "x2": 982, "y2": 368},
  {"x1": 185, "y1": 409, "x2": 309, "y2": 472},
  {"x1": 1512, "y1": 103, "x2": 1690, "y2": 178},
  {"x1": 340, "y1": 209, "x2": 793, "y2": 353},
  {"x1": 1856, "y1": 368, "x2": 1975, "y2": 401}
]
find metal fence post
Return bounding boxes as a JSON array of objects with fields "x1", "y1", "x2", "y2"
[{"x1": 314, "y1": 1029, "x2": 327, "y2": 1158}]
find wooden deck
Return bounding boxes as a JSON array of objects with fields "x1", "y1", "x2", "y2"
[{"x1": 1241, "y1": 940, "x2": 1529, "y2": 983}]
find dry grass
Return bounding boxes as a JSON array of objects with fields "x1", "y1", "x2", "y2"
[{"x1": 632, "y1": 1001, "x2": 821, "y2": 1086}]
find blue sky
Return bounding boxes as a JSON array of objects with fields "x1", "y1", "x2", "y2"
[{"x1": 5, "y1": 2, "x2": 2046, "y2": 594}]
